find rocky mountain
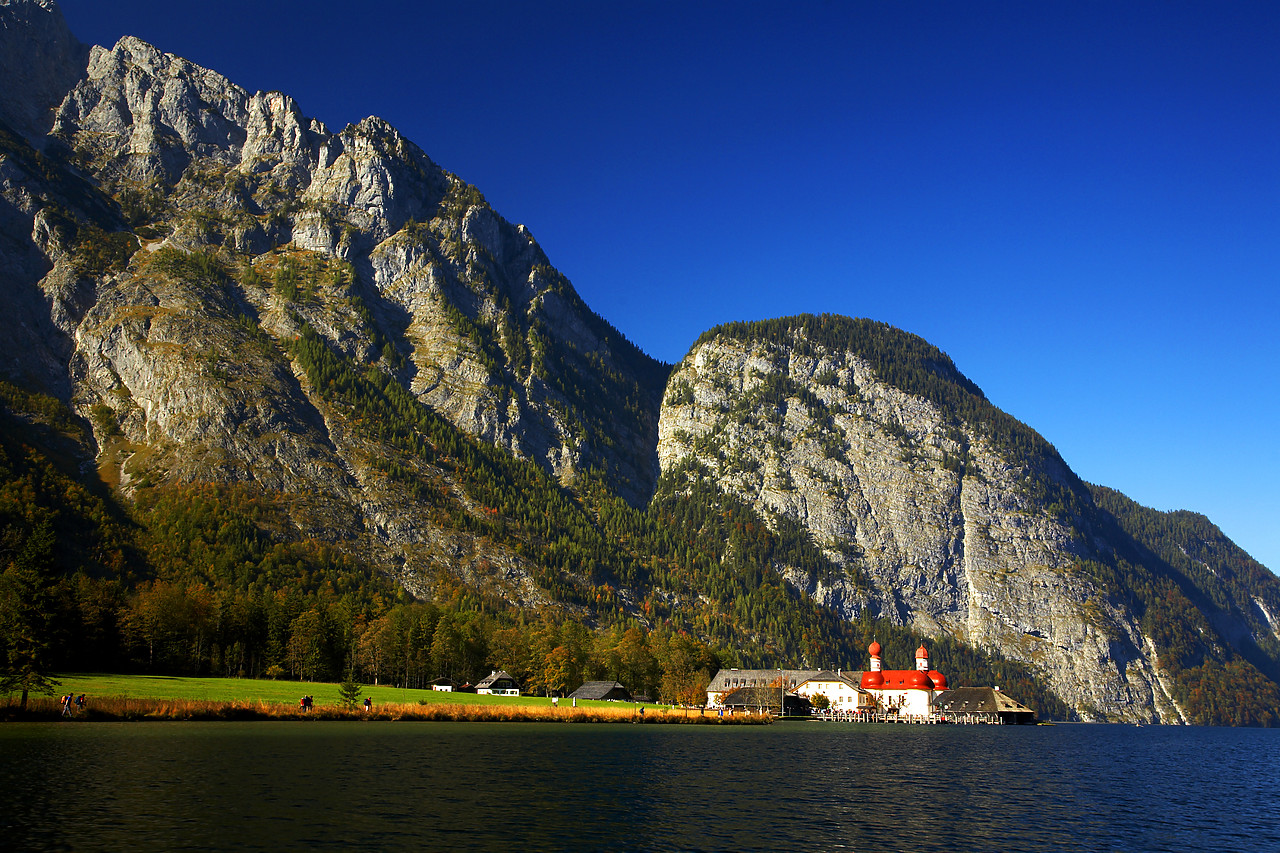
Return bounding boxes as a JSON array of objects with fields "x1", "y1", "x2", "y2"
[
  {"x1": 657, "y1": 316, "x2": 1280, "y2": 721},
  {"x1": 2, "y1": 0, "x2": 1277, "y2": 723},
  {"x1": 1, "y1": 0, "x2": 666, "y2": 601}
]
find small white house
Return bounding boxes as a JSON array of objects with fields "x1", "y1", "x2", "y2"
[{"x1": 475, "y1": 670, "x2": 521, "y2": 696}]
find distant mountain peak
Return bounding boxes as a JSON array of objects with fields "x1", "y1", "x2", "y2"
[{"x1": 0, "y1": 0, "x2": 88, "y2": 142}]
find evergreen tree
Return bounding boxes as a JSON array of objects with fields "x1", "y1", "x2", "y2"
[
  {"x1": 338, "y1": 675, "x2": 363, "y2": 710},
  {"x1": 0, "y1": 521, "x2": 62, "y2": 710}
]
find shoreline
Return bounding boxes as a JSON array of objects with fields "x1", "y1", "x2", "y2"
[{"x1": 2, "y1": 696, "x2": 771, "y2": 725}]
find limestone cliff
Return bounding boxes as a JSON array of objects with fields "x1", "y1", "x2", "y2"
[
  {"x1": 0, "y1": 0, "x2": 87, "y2": 143},
  {"x1": 656, "y1": 316, "x2": 1278, "y2": 721},
  {"x1": 47, "y1": 34, "x2": 665, "y2": 506},
  {"x1": 0, "y1": 8, "x2": 664, "y2": 604}
]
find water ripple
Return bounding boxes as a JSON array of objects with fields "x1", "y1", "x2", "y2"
[{"x1": 2, "y1": 721, "x2": 1278, "y2": 851}]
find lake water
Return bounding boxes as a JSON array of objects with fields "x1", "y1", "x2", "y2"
[{"x1": 2, "y1": 720, "x2": 1277, "y2": 852}]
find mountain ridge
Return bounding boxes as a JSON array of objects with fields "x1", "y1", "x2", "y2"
[{"x1": 1, "y1": 0, "x2": 1277, "y2": 724}]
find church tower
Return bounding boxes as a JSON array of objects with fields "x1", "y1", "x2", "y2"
[{"x1": 861, "y1": 641, "x2": 884, "y2": 690}]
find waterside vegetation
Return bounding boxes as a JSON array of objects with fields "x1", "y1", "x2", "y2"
[{"x1": 3, "y1": 673, "x2": 763, "y2": 725}]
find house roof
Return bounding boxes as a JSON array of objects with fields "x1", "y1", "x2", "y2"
[
  {"x1": 567, "y1": 681, "x2": 632, "y2": 701},
  {"x1": 475, "y1": 670, "x2": 518, "y2": 689},
  {"x1": 797, "y1": 671, "x2": 866, "y2": 692},
  {"x1": 708, "y1": 669, "x2": 821, "y2": 692},
  {"x1": 934, "y1": 687, "x2": 1036, "y2": 716}
]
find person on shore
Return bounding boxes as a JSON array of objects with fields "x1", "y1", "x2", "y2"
[
  {"x1": 61, "y1": 694, "x2": 73, "y2": 717},
  {"x1": 363, "y1": 697, "x2": 371, "y2": 713},
  {"x1": 75, "y1": 694, "x2": 86, "y2": 711}
]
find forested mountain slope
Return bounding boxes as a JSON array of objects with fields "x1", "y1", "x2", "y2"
[{"x1": 1, "y1": 0, "x2": 1276, "y2": 724}]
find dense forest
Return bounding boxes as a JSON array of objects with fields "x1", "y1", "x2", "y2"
[{"x1": 0, "y1": 358, "x2": 1070, "y2": 717}]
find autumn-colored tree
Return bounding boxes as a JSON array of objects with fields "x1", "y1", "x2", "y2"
[
  {"x1": 542, "y1": 646, "x2": 580, "y2": 696},
  {"x1": 653, "y1": 630, "x2": 718, "y2": 706},
  {"x1": 122, "y1": 580, "x2": 214, "y2": 672},
  {"x1": 488, "y1": 624, "x2": 534, "y2": 687},
  {"x1": 287, "y1": 608, "x2": 329, "y2": 681}
]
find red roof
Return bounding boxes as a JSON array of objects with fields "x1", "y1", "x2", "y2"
[{"x1": 861, "y1": 669, "x2": 934, "y2": 691}]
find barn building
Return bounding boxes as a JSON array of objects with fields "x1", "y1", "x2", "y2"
[
  {"x1": 567, "y1": 681, "x2": 633, "y2": 702},
  {"x1": 933, "y1": 686, "x2": 1037, "y2": 724}
]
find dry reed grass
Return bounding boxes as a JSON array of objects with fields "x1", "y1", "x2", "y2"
[{"x1": 4, "y1": 696, "x2": 770, "y2": 725}]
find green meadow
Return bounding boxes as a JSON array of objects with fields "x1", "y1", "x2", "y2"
[
  {"x1": 4, "y1": 674, "x2": 762, "y2": 724},
  {"x1": 39, "y1": 673, "x2": 652, "y2": 711}
]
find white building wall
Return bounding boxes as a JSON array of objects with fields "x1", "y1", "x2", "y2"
[
  {"x1": 870, "y1": 688, "x2": 933, "y2": 717},
  {"x1": 794, "y1": 679, "x2": 871, "y2": 711}
]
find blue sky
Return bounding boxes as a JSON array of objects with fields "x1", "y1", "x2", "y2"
[{"x1": 56, "y1": 1, "x2": 1279, "y2": 572}]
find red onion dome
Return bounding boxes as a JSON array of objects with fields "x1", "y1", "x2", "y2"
[
  {"x1": 908, "y1": 670, "x2": 934, "y2": 690},
  {"x1": 868, "y1": 641, "x2": 882, "y2": 657},
  {"x1": 929, "y1": 671, "x2": 948, "y2": 690},
  {"x1": 916, "y1": 644, "x2": 929, "y2": 659},
  {"x1": 861, "y1": 670, "x2": 884, "y2": 690}
]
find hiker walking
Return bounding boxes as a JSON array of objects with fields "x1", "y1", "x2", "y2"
[{"x1": 61, "y1": 694, "x2": 73, "y2": 717}]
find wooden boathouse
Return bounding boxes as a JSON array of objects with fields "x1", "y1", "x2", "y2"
[{"x1": 933, "y1": 686, "x2": 1038, "y2": 725}]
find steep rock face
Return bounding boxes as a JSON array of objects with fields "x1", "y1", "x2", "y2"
[
  {"x1": 657, "y1": 321, "x2": 1184, "y2": 721},
  {"x1": 0, "y1": 0, "x2": 88, "y2": 142},
  {"x1": 45, "y1": 33, "x2": 664, "y2": 507},
  {"x1": 0, "y1": 9, "x2": 662, "y2": 605}
]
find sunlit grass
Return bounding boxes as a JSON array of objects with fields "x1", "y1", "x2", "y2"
[{"x1": 3, "y1": 674, "x2": 769, "y2": 725}]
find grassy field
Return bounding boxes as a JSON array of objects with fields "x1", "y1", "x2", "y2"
[
  {"x1": 42, "y1": 673, "x2": 587, "y2": 709},
  {"x1": 3, "y1": 674, "x2": 765, "y2": 725}
]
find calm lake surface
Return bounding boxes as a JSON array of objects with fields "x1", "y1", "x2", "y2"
[{"x1": 2, "y1": 720, "x2": 1277, "y2": 852}]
